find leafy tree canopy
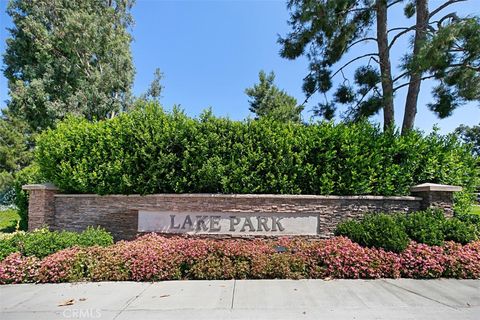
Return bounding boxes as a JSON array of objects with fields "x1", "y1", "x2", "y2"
[
  {"x1": 0, "y1": 114, "x2": 33, "y2": 203},
  {"x1": 3, "y1": 0, "x2": 136, "y2": 131},
  {"x1": 455, "y1": 123, "x2": 480, "y2": 156},
  {"x1": 0, "y1": 115, "x2": 32, "y2": 174}
]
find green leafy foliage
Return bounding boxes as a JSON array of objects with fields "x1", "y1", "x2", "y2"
[
  {"x1": 404, "y1": 1, "x2": 416, "y2": 18},
  {"x1": 36, "y1": 104, "x2": 479, "y2": 203},
  {"x1": 3, "y1": 0, "x2": 135, "y2": 132},
  {"x1": 0, "y1": 227, "x2": 113, "y2": 260},
  {"x1": 337, "y1": 210, "x2": 479, "y2": 252},
  {"x1": 334, "y1": 220, "x2": 365, "y2": 245},
  {"x1": 0, "y1": 172, "x2": 15, "y2": 205},
  {"x1": 0, "y1": 116, "x2": 34, "y2": 206},
  {"x1": 245, "y1": 70, "x2": 303, "y2": 122},
  {"x1": 415, "y1": 18, "x2": 480, "y2": 117},
  {"x1": 0, "y1": 238, "x2": 16, "y2": 262},
  {"x1": 397, "y1": 210, "x2": 446, "y2": 246},
  {"x1": 333, "y1": 85, "x2": 355, "y2": 104},
  {"x1": 443, "y1": 219, "x2": 478, "y2": 244},
  {"x1": 0, "y1": 116, "x2": 32, "y2": 174},
  {"x1": 76, "y1": 227, "x2": 115, "y2": 247},
  {"x1": 335, "y1": 214, "x2": 409, "y2": 253},
  {"x1": 455, "y1": 124, "x2": 480, "y2": 157},
  {"x1": 139, "y1": 67, "x2": 164, "y2": 104},
  {"x1": 455, "y1": 213, "x2": 480, "y2": 238}
]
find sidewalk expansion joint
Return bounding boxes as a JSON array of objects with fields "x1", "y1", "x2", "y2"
[
  {"x1": 112, "y1": 283, "x2": 152, "y2": 319},
  {"x1": 230, "y1": 280, "x2": 236, "y2": 309},
  {"x1": 382, "y1": 280, "x2": 459, "y2": 311}
]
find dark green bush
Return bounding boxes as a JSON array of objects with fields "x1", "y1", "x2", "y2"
[
  {"x1": 361, "y1": 214, "x2": 410, "y2": 253},
  {"x1": 0, "y1": 236, "x2": 16, "y2": 261},
  {"x1": 334, "y1": 220, "x2": 365, "y2": 245},
  {"x1": 443, "y1": 219, "x2": 477, "y2": 244},
  {"x1": 337, "y1": 210, "x2": 479, "y2": 252},
  {"x1": 399, "y1": 210, "x2": 446, "y2": 246},
  {"x1": 77, "y1": 226, "x2": 115, "y2": 247},
  {"x1": 456, "y1": 213, "x2": 480, "y2": 237},
  {"x1": 0, "y1": 227, "x2": 113, "y2": 260},
  {"x1": 35, "y1": 103, "x2": 478, "y2": 206},
  {"x1": 335, "y1": 214, "x2": 409, "y2": 253},
  {"x1": 15, "y1": 229, "x2": 76, "y2": 258}
]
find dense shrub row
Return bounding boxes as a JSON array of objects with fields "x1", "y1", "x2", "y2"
[
  {"x1": 0, "y1": 227, "x2": 113, "y2": 260},
  {"x1": 35, "y1": 104, "x2": 478, "y2": 211},
  {"x1": 1, "y1": 234, "x2": 479, "y2": 284},
  {"x1": 335, "y1": 211, "x2": 479, "y2": 252}
]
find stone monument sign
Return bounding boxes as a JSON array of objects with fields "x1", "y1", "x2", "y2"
[{"x1": 138, "y1": 210, "x2": 319, "y2": 235}]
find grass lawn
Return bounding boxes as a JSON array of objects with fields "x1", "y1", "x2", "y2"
[
  {"x1": 0, "y1": 208, "x2": 21, "y2": 233},
  {"x1": 471, "y1": 205, "x2": 480, "y2": 215}
]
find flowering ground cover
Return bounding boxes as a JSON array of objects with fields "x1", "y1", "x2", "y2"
[{"x1": 1, "y1": 234, "x2": 479, "y2": 284}]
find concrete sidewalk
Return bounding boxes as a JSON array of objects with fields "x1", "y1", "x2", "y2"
[{"x1": 0, "y1": 279, "x2": 479, "y2": 319}]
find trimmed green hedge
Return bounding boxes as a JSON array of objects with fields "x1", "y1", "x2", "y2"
[
  {"x1": 36, "y1": 103, "x2": 478, "y2": 207},
  {"x1": 335, "y1": 210, "x2": 480, "y2": 252},
  {"x1": 0, "y1": 227, "x2": 114, "y2": 260},
  {"x1": 335, "y1": 214, "x2": 410, "y2": 253}
]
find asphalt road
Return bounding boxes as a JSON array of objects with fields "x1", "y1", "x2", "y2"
[{"x1": 1, "y1": 279, "x2": 479, "y2": 319}]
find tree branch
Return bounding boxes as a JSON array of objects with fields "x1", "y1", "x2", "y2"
[
  {"x1": 388, "y1": 27, "x2": 410, "y2": 33},
  {"x1": 429, "y1": 0, "x2": 466, "y2": 19},
  {"x1": 393, "y1": 75, "x2": 437, "y2": 92},
  {"x1": 449, "y1": 63, "x2": 480, "y2": 71},
  {"x1": 345, "y1": 37, "x2": 377, "y2": 51},
  {"x1": 332, "y1": 53, "x2": 379, "y2": 78},
  {"x1": 300, "y1": 94, "x2": 312, "y2": 108},
  {"x1": 392, "y1": 71, "x2": 409, "y2": 83},
  {"x1": 389, "y1": 25, "x2": 416, "y2": 49},
  {"x1": 354, "y1": 83, "x2": 379, "y2": 109},
  {"x1": 299, "y1": 53, "x2": 380, "y2": 106},
  {"x1": 436, "y1": 12, "x2": 460, "y2": 27},
  {"x1": 337, "y1": 6, "x2": 370, "y2": 16},
  {"x1": 387, "y1": 0, "x2": 404, "y2": 8}
]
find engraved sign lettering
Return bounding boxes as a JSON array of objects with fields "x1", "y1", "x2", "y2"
[{"x1": 138, "y1": 211, "x2": 319, "y2": 236}]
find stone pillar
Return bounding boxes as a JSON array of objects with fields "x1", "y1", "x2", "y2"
[
  {"x1": 410, "y1": 183, "x2": 462, "y2": 217},
  {"x1": 22, "y1": 184, "x2": 59, "y2": 231}
]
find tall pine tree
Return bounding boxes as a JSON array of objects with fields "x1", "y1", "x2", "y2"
[
  {"x1": 245, "y1": 70, "x2": 304, "y2": 122},
  {"x1": 279, "y1": 0, "x2": 480, "y2": 134}
]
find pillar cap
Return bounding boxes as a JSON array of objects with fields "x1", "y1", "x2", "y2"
[
  {"x1": 22, "y1": 183, "x2": 59, "y2": 191},
  {"x1": 410, "y1": 183, "x2": 462, "y2": 192}
]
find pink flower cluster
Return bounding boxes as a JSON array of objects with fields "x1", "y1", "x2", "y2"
[
  {"x1": 36, "y1": 248, "x2": 86, "y2": 283},
  {"x1": 1, "y1": 235, "x2": 479, "y2": 284},
  {"x1": 0, "y1": 253, "x2": 39, "y2": 284}
]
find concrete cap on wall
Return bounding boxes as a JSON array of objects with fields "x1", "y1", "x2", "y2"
[
  {"x1": 410, "y1": 183, "x2": 462, "y2": 192},
  {"x1": 22, "y1": 183, "x2": 59, "y2": 191}
]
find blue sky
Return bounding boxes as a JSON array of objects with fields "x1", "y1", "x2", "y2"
[{"x1": 0, "y1": 0, "x2": 478, "y2": 134}]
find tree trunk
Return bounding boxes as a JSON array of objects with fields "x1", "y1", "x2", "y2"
[
  {"x1": 376, "y1": 0, "x2": 395, "y2": 131},
  {"x1": 401, "y1": 0, "x2": 429, "y2": 135}
]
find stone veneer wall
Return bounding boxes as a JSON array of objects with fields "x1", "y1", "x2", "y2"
[
  {"x1": 51, "y1": 194, "x2": 423, "y2": 240},
  {"x1": 410, "y1": 191, "x2": 455, "y2": 218},
  {"x1": 24, "y1": 184, "x2": 58, "y2": 231},
  {"x1": 23, "y1": 183, "x2": 461, "y2": 241}
]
